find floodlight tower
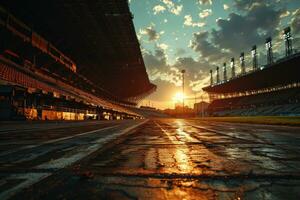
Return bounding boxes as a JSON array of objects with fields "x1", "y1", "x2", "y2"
[
  {"x1": 240, "y1": 52, "x2": 245, "y2": 74},
  {"x1": 251, "y1": 45, "x2": 258, "y2": 70},
  {"x1": 230, "y1": 57, "x2": 235, "y2": 78},
  {"x1": 210, "y1": 70, "x2": 213, "y2": 85},
  {"x1": 284, "y1": 27, "x2": 293, "y2": 56},
  {"x1": 216, "y1": 67, "x2": 220, "y2": 84},
  {"x1": 181, "y1": 69, "x2": 186, "y2": 111},
  {"x1": 223, "y1": 63, "x2": 227, "y2": 82},
  {"x1": 265, "y1": 37, "x2": 273, "y2": 65}
]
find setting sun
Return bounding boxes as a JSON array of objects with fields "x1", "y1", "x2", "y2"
[{"x1": 172, "y1": 92, "x2": 185, "y2": 102}]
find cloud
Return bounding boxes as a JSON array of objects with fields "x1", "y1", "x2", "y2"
[
  {"x1": 291, "y1": 9, "x2": 300, "y2": 34},
  {"x1": 170, "y1": 5, "x2": 183, "y2": 15},
  {"x1": 211, "y1": 3, "x2": 285, "y2": 54},
  {"x1": 139, "y1": 25, "x2": 160, "y2": 41},
  {"x1": 199, "y1": 9, "x2": 212, "y2": 18},
  {"x1": 233, "y1": 0, "x2": 286, "y2": 11},
  {"x1": 280, "y1": 10, "x2": 290, "y2": 18},
  {"x1": 143, "y1": 46, "x2": 180, "y2": 86},
  {"x1": 186, "y1": 2, "x2": 288, "y2": 89},
  {"x1": 173, "y1": 57, "x2": 207, "y2": 76},
  {"x1": 155, "y1": 0, "x2": 183, "y2": 16},
  {"x1": 233, "y1": 0, "x2": 262, "y2": 11},
  {"x1": 198, "y1": 0, "x2": 212, "y2": 5},
  {"x1": 189, "y1": 76, "x2": 211, "y2": 92},
  {"x1": 158, "y1": 43, "x2": 169, "y2": 50},
  {"x1": 175, "y1": 48, "x2": 186, "y2": 56},
  {"x1": 184, "y1": 15, "x2": 205, "y2": 27},
  {"x1": 172, "y1": 57, "x2": 214, "y2": 93},
  {"x1": 143, "y1": 44, "x2": 215, "y2": 95},
  {"x1": 190, "y1": 31, "x2": 228, "y2": 61},
  {"x1": 223, "y1": 4, "x2": 229, "y2": 10},
  {"x1": 153, "y1": 5, "x2": 166, "y2": 15}
]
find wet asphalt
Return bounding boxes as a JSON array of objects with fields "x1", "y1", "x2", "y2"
[{"x1": 1, "y1": 119, "x2": 300, "y2": 199}]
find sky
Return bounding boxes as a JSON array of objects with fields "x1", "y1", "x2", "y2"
[{"x1": 129, "y1": 0, "x2": 300, "y2": 109}]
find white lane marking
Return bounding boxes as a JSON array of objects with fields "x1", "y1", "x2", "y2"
[
  {"x1": 41, "y1": 125, "x2": 119, "y2": 144},
  {"x1": 36, "y1": 120, "x2": 149, "y2": 170},
  {"x1": 0, "y1": 121, "x2": 119, "y2": 135},
  {"x1": 0, "y1": 125, "x2": 118, "y2": 157},
  {"x1": 0, "y1": 173, "x2": 51, "y2": 200},
  {"x1": 0, "y1": 120, "x2": 148, "y2": 200}
]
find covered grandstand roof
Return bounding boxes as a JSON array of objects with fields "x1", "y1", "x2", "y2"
[
  {"x1": 0, "y1": 0, "x2": 156, "y2": 102},
  {"x1": 203, "y1": 53, "x2": 300, "y2": 94}
]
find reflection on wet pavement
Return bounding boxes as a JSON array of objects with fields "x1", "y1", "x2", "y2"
[{"x1": 10, "y1": 119, "x2": 300, "y2": 199}]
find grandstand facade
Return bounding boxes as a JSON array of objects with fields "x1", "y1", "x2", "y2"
[
  {"x1": 0, "y1": 1, "x2": 155, "y2": 120},
  {"x1": 203, "y1": 27, "x2": 300, "y2": 116}
]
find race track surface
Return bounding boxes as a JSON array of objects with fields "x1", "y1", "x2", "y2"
[{"x1": 1, "y1": 119, "x2": 300, "y2": 199}]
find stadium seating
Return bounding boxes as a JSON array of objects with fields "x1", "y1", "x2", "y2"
[
  {"x1": 208, "y1": 88, "x2": 300, "y2": 116},
  {"x1": 129, "y1": 107, "x2": 169, "y2": 118}
]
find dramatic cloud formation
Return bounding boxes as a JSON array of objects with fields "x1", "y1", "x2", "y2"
[
  {"x1": 130, "y1": 0, "x2": 299, "y2": 108},
  {"x1": 153, "y1": 5, "x2": 166, "y2": 15},
  {"x1": 158, "y1": 43, "x2": 169, "y2": 50},
  {"x1": 280, "y1": 10, "x2": 290, "y2": 18},
  {"x1": 233, "y1": 0, "x2": 266, "y2": 11},
  {"x1": 291, "y1": 8, "x2": 300, "y2": 50},
  {"x1": 198, "y1": 0, "x2": 212, "y2": 5},
  {"x1": 175, "y1": 48, "x2": 186, "y2": 56},
  {"x1": 292, "y1": 9, "x2": 300, "y2": 34},
  {"x1": 154, "y1": 0, "x2": 183, "y2": 15},
  {"x1": 143, "y1": 46, "x2": 180, "y2": 86},
  {"x1": 199, "y1": 9, "x2": 212, "y2": 18},
  {"x1": 184, "y1": 15, "x2": 205, "y2": 27},
  {"x1": 144, "y1": 2, "x2": 289, "y2": 99},
  {"x1": 143, "y1": 43, "x2": 213, "y2": 97},
  {"x1": 139, "y1": 25, "x2": 160, "y2": 41},
  {"x1": 211, "y1": 4, "x2": 285, "y2": 55},
  {"x1": 173, "y1": 57, "x2": 211, "y2": 94},
  {"x1": 223, "y1": 4, "x2": 229, "y2": 10},
  {"x1": 190, "y1": 31, "x2": 228, "y2": 61}
]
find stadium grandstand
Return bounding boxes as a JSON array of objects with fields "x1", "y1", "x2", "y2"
[
  {"x1": 0, "y1": 1, "x2": 156, "y2": 120},
  {"x1": 130, "y1": 106, "x2": 169, "y2": 118},
  {"x1": 203, "y1": 27, "x2": 300, "y2": 116}
]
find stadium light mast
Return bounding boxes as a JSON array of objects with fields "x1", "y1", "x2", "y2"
[
  {"x1": 223, "y1": 63, "x2": 227, "y2": 82},
  {"x1": 284, "y1": 27, "x2": 293, "y2": 57},
  {"x1": 251, "y1": 45, "x2": 258, "y2": 71},
  {"x1": 230, "y1": 58, "x2": 235, "y2": 78},
  {"x1": 210, "y1": 70, "x2": 213, "y2": 85},
  {"x1": 265, "y1": 37, "x2": 273, "y2": 65},
  {"x1": 240, "y1": 52, "x2": 245, "y2": 74},
  {"x1": 216, "y1": 67, "x2": 220, "y2": 84},
  {"x1": 181, "y1": 69, "x2": 186, "y2": 112}
]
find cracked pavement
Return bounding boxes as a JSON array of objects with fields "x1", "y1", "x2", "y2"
[{"x1": 1, "y1": 119, "x2": 300, "y2": 199}]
